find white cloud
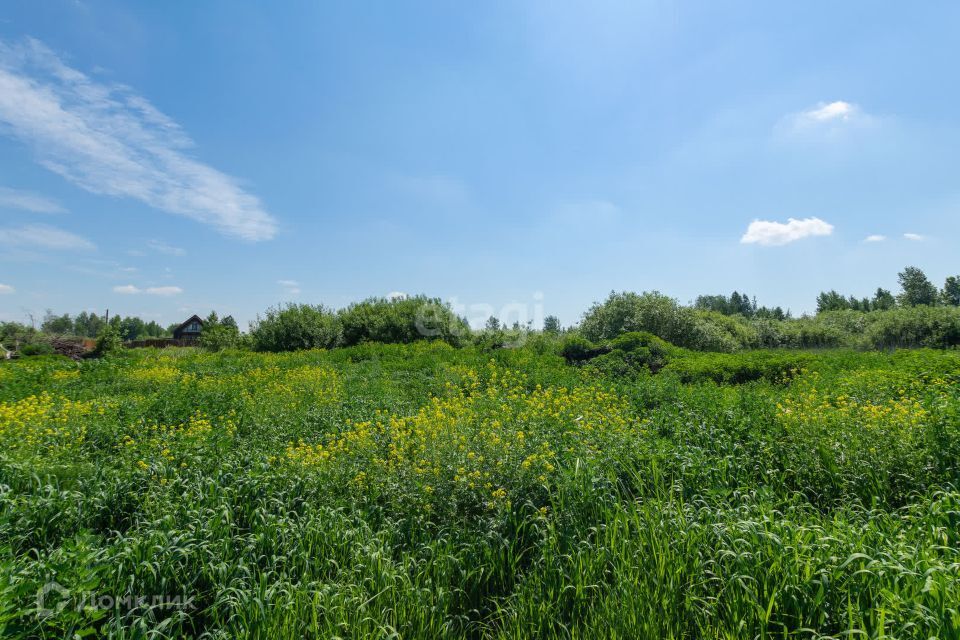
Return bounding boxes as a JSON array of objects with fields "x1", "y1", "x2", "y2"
[
  {"x1": 780, "y1": 100, "x2": 877, "y2": 135},
  {"x1": 0, "y1": 283, "x2": 14, "y2": 294},
  {"x1": 740, "y1": 217, "x2": 834, "y2": 246},
  {"x1": 113, "y1": 284, "x2": 183, "y2": 296},
  {"x1": 113, "y1": 284, "x2": 140, "y2": 294},
  {"x1": 903, "y1": 232, "x2": 924, "y2": 241},
  {"x1": 0, "y1": 223, "x2": 94, "y2": 250},
  {"x1": 147, "y1": 239, "x2": 186, "y2": 256},
  {"x1": 278, "y1": 279, "x2": 301, "y2": 295},
  {"x1": 864, "y1": 234, "x2": 886, "y2": 242},
  {"x1": 146, "y1": 286, "x2": 182, "y2": 296},
  {"x1": 0, "y1": 38, "x2": 277, "y2": 241},
  {"x1": 0, "y1": 186, "x2": 65, "y2": 213},
  {"x1": 803, "y1": 101, "x2": 856, "y2": 123}
]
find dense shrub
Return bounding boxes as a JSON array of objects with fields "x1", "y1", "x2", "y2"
[
  {"x1": 93, "y1": 324, "x2": 123, "y2": 357},
  {"x1": 338, "y1": 296, "x2": 469, "y2": 347},
  {"x1": 750, "y1": 317, "x2": 790, "y2": 348},
  {"x1": 472, "y1": 327, "x2": 531, "y2": 351},
  {"x1": 865, "y1": 306, "x2": 960, "y2": 349},
  {"x1": 590, "y1": 333, "x2": 674, "y2": 377},
  {"x1": 579, "y1": 291, "x2": 751, "y2": 352},
  {"x1": 663, "y1": 350, "x2": 811, "y2": 384},
  {"x1": 18, "y1": 341, "x2": 55, "y2": 357},
  {"x1": 560, "y1": 335, "x2": 608, "y2": 363},
  {"x1": 199, "y1": 316, "x2": 242, "y2": 352},
  {"x1": 250, "y1": 303, "x2": 342, "y2": 352}
]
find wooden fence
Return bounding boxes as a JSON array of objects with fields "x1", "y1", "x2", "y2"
[{"x1": 125, "y1": 337, "x2": 199, "y2": 349}]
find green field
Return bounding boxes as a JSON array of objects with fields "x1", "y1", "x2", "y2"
[{"x1": 1, "y1": 343, "x2": 959, "y2": 638}]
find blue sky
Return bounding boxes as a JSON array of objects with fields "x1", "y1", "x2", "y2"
[{"x1": 1, "y1": 1, "x2": 958, "y2": 329}]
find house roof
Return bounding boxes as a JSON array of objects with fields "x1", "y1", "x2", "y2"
[{"x1": 173, "y1": 314, "x2": 204, "y2": 333}]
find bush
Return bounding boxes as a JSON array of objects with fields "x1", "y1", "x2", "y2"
[
  {"x1": 93, "y1": 324, "x2": 123, "y2": 357},
  {"x1": 865, "y1": 306, "x2": 960, "y2": 349},
  {"x1": 579, "y1": 291, "x2": 750, "y2": 352},
  {"x1": 200, "y1": 319, "x2": 242, "y2": 352},
  {"x1": 18, "y1": 341, "x2": 55, "y2": 356},
  {"x1": 250, "y1": 304, "x2": 342, "y2": 352},
  {"x1": 339, "y1": 296, "x2": 469, "y2": 347},
  {"x1": 663, "y1": 350, "x2": 810, "y2": 384},
  {"x1": 560, "y1": 335, "x2": 607, "y2": 363},
  {"x1": 591, "y1": 332, "x2": 677, "y2": 376}
]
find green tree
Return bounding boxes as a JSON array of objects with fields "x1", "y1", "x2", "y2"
[
  {"x1": 200, "y1": 310, "x2": 241, "y2": 351},
  {"x1": 871, "y1": 288, "x2": 896, "y2": 311},
  {"x1": 897, "y1": 266, "x2": 938, "y2": 307},
  {"x1": 251, "y1": 303, "x2": 342, "y2": 352},
  {"x1": 93, "y1": 323, "x2": 123, "y2": 357},
  {"x1": 816, "y1": 290, "x2": 849, "y2": 313},
  {"x1": 941, "y1": 276, "x2": 960, "y2": 306},
  {"x1": 542, "y1": 315, "x2": 561, "y2": 333},
  {"x1": 485, "y1": 316, "x2": 501, "y2": 331},
  {"x1": 338, "y1": 296, "x2": 469, "y2": 347},
  {"x1": 119, "y1": 316, "x2": 146, "y2": 341},
  {"x1": 74, "y1": 311, "x2": 105, "y2": 338},
  {"x1": 41, "y1": 310, "x2": 74, "y2": 335}
]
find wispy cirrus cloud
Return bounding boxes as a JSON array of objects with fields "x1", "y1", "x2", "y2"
[
  {"x1": 113, "y1": 284, "x2": 183, "y2": 296},
  {"x1": 278, "y1": 279, "x2": 301, "y2": 295},
  {"x1": 740, "y1": 217, "x2": 834, "y2": 246},
  {"x1": 147, "y1": 239, "x2": 186, "y2": 256},
  {"x1": 0, "y1": 223, "x2": 94, "y2": 250},
  {"x1": 864, "y1": 234, "x2": 886, "y2": 242},
  {"x1": 0, "y1": 186, "x2": 65, "y2": 213},
  {"x1": 0, "y1": 283, "x2": 14, "y2": 294},
  {"x1": 393, "y1": 174, "x2": 471, "y2": 209},
  {"x1": 553, "y1": 199, "x2": 621, "y2": 226},
  {"x1": 903, "y1": 232, "x2": 924, "y2": 241},
  {"x1": 0, "y1": 37, "x2": 277, "y2": 241}
]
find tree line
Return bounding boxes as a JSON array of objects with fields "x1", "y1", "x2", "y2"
[{"x1": 816, "y1": 267, "x2": 959, "y2": 313}]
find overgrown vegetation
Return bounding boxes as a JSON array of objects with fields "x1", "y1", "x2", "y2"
[{"x1": 1, "y1": 343, "x2": 958, "y2": 638}]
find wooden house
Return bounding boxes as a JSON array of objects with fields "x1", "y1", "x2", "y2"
[{"x1": 172, "y1": 315, "x2": 204, "y2": 341}]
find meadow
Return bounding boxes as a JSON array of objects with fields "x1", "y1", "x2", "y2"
[{"x1": 1, "y1": 341, "x2": 959, "y2": 638}]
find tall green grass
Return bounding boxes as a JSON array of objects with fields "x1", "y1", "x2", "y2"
[{"x1": 0, "y1": 345, "x2": 958, "y2": 638}]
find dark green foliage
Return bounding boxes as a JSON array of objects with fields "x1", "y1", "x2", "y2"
[
  {"x1": 872, "y1": 287, "x2": 896, "y2": 310},
  {"x1": 18, "y1": 341, "x2": 55, "y2": 356},
  {"x1": 338, "y1": 295, "x2": 469, "y2": 347},
  {"x1": 942, "y1": 276, "x2": 960, "y2": 306},
  {"x1": 559, "y1": 334, "x2": 607, "y2": 363},
  {"x1": 542, "y1": 315, "x2": 561, "y2": 333},
  {"x1": 93, "y1": 324, "x2": 123, "y2": 357},
  {"x1": 663, "y1": 350, "x2": 810, "y2": 384},
  {"x1": 199, "y1": 311, "x2": 242, "y2": 351},
  {"x1": 591, "y1": 331, "x2": 676, "y2": 376},
  {"x1": 898, "y1": 266, "x2": 939, "y2": 307},
  {"x1": 250, "y1": 303, "x2": 342, "y2": 352},
  {"x1": 580, "y1": 291, "x2": 748, "y2": 352},
  {"x1": 73, "y1": 311, "x2": 106, "y2": 338},
  {"x1": 865, "y1": 306, "x2": 960, "y2": 349},
  {"x1": 694, "y1": 290, "x2": 784, "y2": 318},
  {"x1": 41, "y1": 310, "x2": 74, "y2": 334}
]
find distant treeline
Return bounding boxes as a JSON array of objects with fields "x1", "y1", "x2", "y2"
[
  {"x1": 3, "y1": 266, "x2": 959, "y2": 356},
  {"x1": 34, "y1": 310, "x2": 170, "y2": 340}
]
